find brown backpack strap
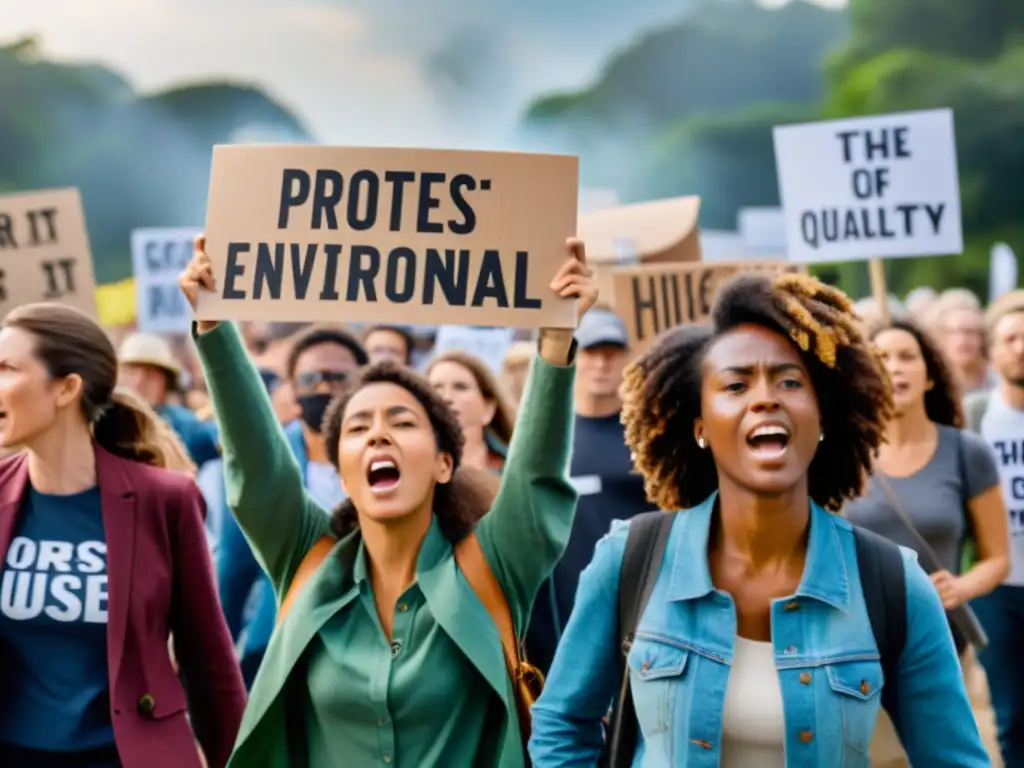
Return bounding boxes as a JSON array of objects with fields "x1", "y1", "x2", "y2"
[
  {"x1": 454, "y1": 531, "x2": 520, "y2": 671},
  {"x1": 277, "y1": 536, "x2": 336, "y2": 626}
]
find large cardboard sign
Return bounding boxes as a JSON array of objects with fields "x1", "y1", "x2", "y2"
[
  {"x1": 773, "y1": 109, "x2": 963, "y2": 263},
  {"x1": 131, "y1": 227, "x2": 201, "y2": 334},
  {"x1": 577, "y1": 196, "x2": 702, "y2": 265},
  {"x1": 0, "y1": 188, "x2": 97, "y2": 318},
  {"x1": 613, "y1": 261, "x2": 800, "y2": 351},
  {"x1": 197, "y1": 146, "x2": 579, "y2": 329}
]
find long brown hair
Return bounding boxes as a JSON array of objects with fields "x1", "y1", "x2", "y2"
[
  {"x1": 868, "y1": 317, "x2": 964, "y2": 428},
  {"x1": 425, "y1": 350, "x2": 515, "y2": 447},
  {"x1": 3, "y1": 303, "x2": 192, "y2": 470}
]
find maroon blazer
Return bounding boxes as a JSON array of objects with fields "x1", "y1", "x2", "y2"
[{"x1": 0, "y1": 445, "x2": 246, "y2": 768}]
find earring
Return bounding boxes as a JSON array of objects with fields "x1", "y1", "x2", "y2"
[
  {"x1": 819, "y1": 432, "x2": 825, "y2": 443},
  {"x1": 697, "y1": 435, "x2": 707, "y2": 449}
]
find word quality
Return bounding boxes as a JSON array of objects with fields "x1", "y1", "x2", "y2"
[{"x1": 800, "y1": 126, "x2": 948, "y2": 250}]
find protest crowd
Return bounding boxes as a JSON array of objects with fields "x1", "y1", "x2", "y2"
[{"x1": 0, "y1": 111, "x2": 1021, "y2": 768}]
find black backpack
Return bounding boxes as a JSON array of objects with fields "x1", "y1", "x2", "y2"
[{"x1": 600, "y1": 511, "x2": 907, "y2": 768}]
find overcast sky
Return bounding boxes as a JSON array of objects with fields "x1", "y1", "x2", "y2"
[{"x1": 2, "y1": 0, "x2": 846, "y2": 149}]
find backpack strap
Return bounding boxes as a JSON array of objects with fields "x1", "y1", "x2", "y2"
[
  {"x1": 602, "y1": 511, "x2": 676, "y2": 768},
  {"x1": 277, "y1": 536, "x2": 336, "y2": 626},
  {"x1": 453, "y1": 532, "x2": 521, "y2": 680},
  {"x1": 851, "y1": 525, "x2": 907, "y2": 726}
]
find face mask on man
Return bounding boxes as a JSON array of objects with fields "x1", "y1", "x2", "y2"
[{"x1": 297, "y1": 393, "x2": 333, "y2": 433}]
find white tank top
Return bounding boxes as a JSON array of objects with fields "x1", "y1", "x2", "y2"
[{"x1": 720, "y1": 636, "x2": 786, "y2": 768}]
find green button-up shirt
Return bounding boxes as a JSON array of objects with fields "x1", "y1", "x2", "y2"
[{"x1": 195, "y1": 322, "x2": 578, "y2": 768}]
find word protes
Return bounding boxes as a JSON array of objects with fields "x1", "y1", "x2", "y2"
[{"x1": 278, "y1": 169, "x2": 492, "y2": 235}]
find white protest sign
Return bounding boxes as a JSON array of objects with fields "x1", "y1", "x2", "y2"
[
  {"x1": 990, "y1": 242, "x2": 1019, "y2": 303},
  {"x1": 432, "y1": 325, "x2": 516, "y2": 373},
  {"x1": 773, "y1": 109, "x2": 963, "y2": 264},
  {"x1": 131, "y1": 227, "x2": 201, "y2": 334},
  {"x1": 0, "y1": 188, "x2": 97, "y2": 318},
  {"x1": 197, "y1": 146, "x2": 579, "y2": 329},
  {"x1": 737, "y1": 207, "x2": 787, "y2": 254}
]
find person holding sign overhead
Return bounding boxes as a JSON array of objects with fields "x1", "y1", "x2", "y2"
[
  {"x1": 180, "y1": 234, "x2": 597, "y2": 767},
  {"x1": 0, "y1": 303, "x2": 244, "y2": 768},
  {"x1": 529, "y1": 273, "x2": 987, "y2": 767}
]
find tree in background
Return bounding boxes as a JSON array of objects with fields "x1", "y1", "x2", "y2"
[
  {"x1": 824, "y1": 0, "x2": 1024, "y2": 297},
  {"x1": 0, "y1": 37, "x2": 310, "y2": 284},
  {"x1": 521, "y1": 0, "x2": 1024, "y2": 298}
]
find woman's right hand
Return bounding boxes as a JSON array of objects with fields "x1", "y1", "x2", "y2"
[{"x1": 179, "y1": 234, "x2": 219, "y2": 334}]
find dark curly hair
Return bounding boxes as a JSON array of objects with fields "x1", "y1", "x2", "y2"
[
  {"x1": 868, "y1": 318, "x2": 963, "y2": 428},
  {"x1": 321, "y1": 361, "x2": 500, "y2": 542},
  {"x1": 621, "y1": 272, "x2": 894, "y2": 512}
]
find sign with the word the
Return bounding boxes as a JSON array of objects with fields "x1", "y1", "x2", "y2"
[
  {"x1": 613, "y1": 261, "x2": 800, "y2": 351},
  {"x1": 0, "y1": 188, "x2": 97, "y2": 318},
  {"x1": 432, "y1": 325, "x2": 516, "y2": 374},
  {"x1": 197, "y1": 146, "x2": 579, "y2": 329},
  {"x1": 773, "y1": 109, "x2": 963, "y2": 264},
  {"x1": 131, "y1": 227, "x2": 201, "y2": 334}
]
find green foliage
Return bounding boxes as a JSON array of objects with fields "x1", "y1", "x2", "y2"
[
  {"x1": 627, "y1": 103, "x2": 817, "y2": 229},
  {"x1": 524, "y1": 0, "x2": 847, "y2": 132},
  {"x1": 0, "y1": 37, "x2": 311, "y2": 284},
  {"x1": 522, "y1": 0, "x2": 1024, "y2": 298}
]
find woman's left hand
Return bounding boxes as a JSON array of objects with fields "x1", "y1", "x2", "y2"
[
  {"x1": 537, "y1": 238, "x2": 599, "y2": 365},
  {"x1": 930, "y1": 569, "x2": 971, "y2": 610},
  {"x1": 548, "y1": 237, "x2": 599, "y2": 323}
]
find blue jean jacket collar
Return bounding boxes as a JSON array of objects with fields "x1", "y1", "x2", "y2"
[{"x1": 666, "y1": 492, "x2": 850, "y2": 611}]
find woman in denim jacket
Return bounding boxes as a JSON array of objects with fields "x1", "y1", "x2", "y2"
[{"x1": 529, "y1": 273, "x2": 989, "y2": 767}]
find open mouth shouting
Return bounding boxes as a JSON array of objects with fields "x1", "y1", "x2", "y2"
[
  {"x1": 746, "y1": 422, "x2": 791, "y2": 463},
  {"x1": 366, "y1": 455, "x2": 402, "y2": 497}
]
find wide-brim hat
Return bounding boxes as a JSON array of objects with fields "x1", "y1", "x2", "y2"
[{"x1": 118, "y1": 332, "x2": 182, "y2": 385}]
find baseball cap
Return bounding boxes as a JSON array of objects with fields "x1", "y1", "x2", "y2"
[{"x1": 575, "y1": 309, "x2": 629, "y2": 350}]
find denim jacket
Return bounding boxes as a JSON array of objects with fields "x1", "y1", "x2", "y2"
[{"x1": 529, "y1": 493, "x2": 989, "y2": 767}]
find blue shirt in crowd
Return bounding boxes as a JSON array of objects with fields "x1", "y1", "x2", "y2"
[{"x1": 0, "y1": 486, "x2": 115, "y2": 755}]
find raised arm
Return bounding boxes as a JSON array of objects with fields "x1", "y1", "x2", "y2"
[
  {"x1": 181, "y1": 237, "x2": 331, "y2": 594},
  {"x1": 895, "y1": 551, "x2": 990, "y2": 766},
  {"x1": 528, "y1": 522, "x2": 628, "y2": 766},
  {"x1": 474, "y1": 239, "x2": 598, "y2": 633}
]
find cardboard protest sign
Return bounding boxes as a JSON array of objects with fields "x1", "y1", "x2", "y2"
[
  {"x1": 577, "y1": 196, "x2": 702, "y2": 265},
  {"x1": 0, "y1": 188, "x2": 97, "y2": 318},
  {"x1": 773, "y1": 109, "x2": 963, "y2": 263},
  {"x1": 131, "y1": 227, "x2": 201, "y2": 334},
  {"x1": 197, "y1": 146, "x2": 579, "y2": 329},
  {"x1": 612, "y1": 261, "x2": 800, "y2": 351}
]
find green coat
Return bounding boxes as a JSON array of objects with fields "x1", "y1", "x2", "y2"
[{"x1": 196, "y1": 323, "x2": 578, "y2": 767}]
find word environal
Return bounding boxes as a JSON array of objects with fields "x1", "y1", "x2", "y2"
[
  {"x1": 773, "y1": 109, "x2": 963, "y2": 264},
  {"x1": 198, "y1": 147, "x2": 579, "y2": 329},
  {"x1": 0, "y1": 188, "x2": 97, "y2": 318}
]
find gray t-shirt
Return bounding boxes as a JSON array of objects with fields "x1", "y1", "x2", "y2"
[{"x1": 844, "y1": 425, "x2": 1000, "y2": 574}]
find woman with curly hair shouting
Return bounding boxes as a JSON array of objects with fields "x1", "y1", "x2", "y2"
[{"x1": 529, "y1": 273, "x2": 988, "y2": 767}]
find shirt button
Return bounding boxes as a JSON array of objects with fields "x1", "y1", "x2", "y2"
[
  {"x1": 784, "y1": 600, "x2": 800, "y2": 612},
  {"x1": 783, "y1": 645, "x2": 799, "y2": 655},
  {"x1": 397, "y1": 602, "x2": 408, "y2": 612},
  {"x1": 390, "y1": 641, "x2": 402, "y2": 657},
  {"x1": 799, "y1": 672, "x2": 812, "y2": 685},
  {"x1": 799, "y1": 730, "x2": 814, "y2": 743},
  {"x1": 377, "y1": 717, "x2": 389, "y2": 726},
  {"x1": 383, "y1": 754, "x2": 392, "y2": 763},
  {"x1": 860, "y1": 679, "x2": 871, "y2": 695}
]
